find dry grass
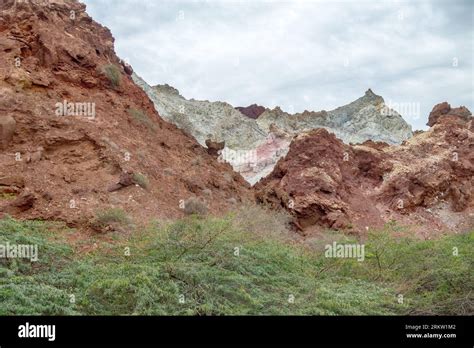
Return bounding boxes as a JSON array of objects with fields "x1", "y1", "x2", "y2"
[
  {"x1": 230, "y1": 203, "x2": 294, "y2": 241},
  {"x1": 100, "y1": 64, "x2": 122, "y2": 89},
  {"x1": 183, "y1": 197, "x2": 208, "y2": 216}
]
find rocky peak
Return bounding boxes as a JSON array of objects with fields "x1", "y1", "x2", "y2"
[
  {"x1": 258, "y1": 89, "x2": 411, "y2": 144},
  {"x1": 364, "y1": 88, "x2": 381, "y2": 100},
  {"x1": 235, "y1": 104, "x2": 266, "y2": 119},
  {"x1": 135, "y1": 74, "x2": 414, "y2": 184},
  {"x1": 427, "y1": 102, "x2": 472, "y2": 127}
]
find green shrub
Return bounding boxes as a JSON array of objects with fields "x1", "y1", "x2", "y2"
[
  {"x1": 0, "y1": 193, "x2": 16, "y2": 200},
  {"x1": 183, "y1": 197, "x2": 208, "y2": 216},
  {"x1": 0, "y1": 217, "x2": 72, "y2": 276},
  {"x1": 0, "y1": 215, "x2": 471, "y2": 315},
  {"x1": 327, "y1": 224, "x2": 474, "y2": 315},
  {"x1": 100, "y1": 64, "x2": 121, "y2": 88},
  {"x1": 132, "y1": 172, "x2": 149, "y2": 190},
  {"x1": 0, "y1": 278, "x2": 77, "y2": 315},
  {"x1": 127, "y1": 108, "x2": 156, "y2": 131},
  {"x1": 91, "y1": 208, "x2": 132, "y2": 231}
]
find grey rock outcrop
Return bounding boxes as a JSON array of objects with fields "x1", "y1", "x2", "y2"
[
  {"x1": 132, "y1": 74, "x2": 413, "y2": 184},
  {"x1": 257, "y1": 89, "x2": 413, "y2": 145},
  {"x1": 132, "y1": 73, "x2": 266, "y2": 150}
]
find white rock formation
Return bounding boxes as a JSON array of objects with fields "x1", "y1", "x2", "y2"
[
  {"x1": 132, "y1": 74, "x2": 266, "y2": 150},
  {"x1": 132, "y1": 74, "x2": 413, "y2": 184},
  {"x1": 256, "y1": 89, "x2": 413, "y2": 145}
]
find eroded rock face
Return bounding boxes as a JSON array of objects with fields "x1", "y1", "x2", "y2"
[
  {"x1": 0, "y1": 0, "x2": 252, "y2": 227},
  {"x1": 427, "y1": 102, "x2": 472, "y2": 127},
  {"x1": 205, "y1": 139, "x2": 225, "y2": 157},
  {"x1": 132, "y1": 74, "x2": 276, "y2": 184},
  {"x1": 133, "y1": 74, "x2": 413, "y2": 184},
  {"x1": 256, "y1": 89, "x2": 413, "y2": 145},
  {"x1": 256, "y1": 106, "x2": 473, "y2": 236}
]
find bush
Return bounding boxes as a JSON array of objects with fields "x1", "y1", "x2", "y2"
[
  {"x1": 0, "y1": 217, "x2": 76, "y2": 315},
  {"x1": 132, "y1": 172, "x2": 149, "y2": 190},
  {"x1": 230, "y1": 203, "x2": 293, "y2": 240},
  {"x1": 0, "y1": 217, "x2": 72, "y2": 276},
  {"x1": 100, "y1": 64, "x2": 121, "y2": 88},
  {"x1": 91, "y1": 208, "x2": 132, "y2": 232},
  {"x1": 183, "y1": 197, "x2": 208, "y2": 216},
  {"x1": 127, "y1": 108, "x2": 156, "y2": 131},
  {"x1": 322, "y1": 223, "x2": 474, "y2": 315},
  {"x1": 0, "y1": 193, "x2": 16, "y2": 200},
  {"x1": 0, "y1": 279, "x2": 77, "y2": 315},
  {"x1": 366, "y1": 229, "x2": 473, "y2": 315},
  {"x1": 0, "y1": 215, "x2": 471, "y2": 315}
]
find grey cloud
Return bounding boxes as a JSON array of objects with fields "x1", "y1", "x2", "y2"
[{"x1": 81, "y1": 0, "x2": 473, "y2": 130}]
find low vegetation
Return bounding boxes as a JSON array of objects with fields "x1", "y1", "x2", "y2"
[
  {"x1": 183, "y1": 197, "x2": 208, "y2": 216},
  {"x1": 132, "y1": 172, "x2": 150, "y2": 190},
  {"x1": 0, "y1": 193, "x2": 16, "y2": 200},
  {"x1": 100, "y1": 64, "x2": 122, "y2": 89},
  {"x1": 90, "y1": 208, "x2": 133, "y2": 232},
  {"x1": 127, "y1": 108, "x2": 156, "y2": 131},
  {"x1": 0, "y1": 212, "x2": 471, "y2": 315}
]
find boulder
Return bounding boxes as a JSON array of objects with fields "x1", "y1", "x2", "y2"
[
  {"x1": 0, "y1": 191, "x2": 36, "y2": 213},
  {"x1": 120, "y1": 60, "x2": 133, "y2": 76},
  {"x1": 236, "y1": 104, "x2": 266, "y2": 119},
  {"x1": 107, "y1": 171, "x2": 136, "y2": 192},
  {"x1": 205, "y1": 138, "x2": 225, "y2": 157}
]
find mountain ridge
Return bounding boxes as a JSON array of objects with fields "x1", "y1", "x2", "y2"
[
  {"x1": 133, "y1": 73, "x2": 413, "y2": 184},
  {"x1": 0, "y1": 0, "x2": 252, "y2": 228}
]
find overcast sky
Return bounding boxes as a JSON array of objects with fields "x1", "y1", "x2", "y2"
[{"x1": 81, "y1": 0, "x2": 473, "y2": 130}]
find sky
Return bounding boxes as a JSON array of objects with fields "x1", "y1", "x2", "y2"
[{"x1": 81, "y1": 0, "x2": 473, "y2": 130}]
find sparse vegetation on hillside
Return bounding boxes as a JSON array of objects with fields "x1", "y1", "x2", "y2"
[
  {"x1": 127, "y1": 108, "x2": 156, "y2": 131},
  {"x1": 132, "y1": 172, "x2": 149, "y2": 190},
  {"x1": 0, "y1": 215, "x2": 471, "y2": 315},
  {"x1": 100, "y1": 64, "x2": 122, "y2": 88},
  {"x1": 0, "y1": 193, "x2": 16, "y2": 200},
  {"x1": 90, "y1": 208, "x2": 133, "y2": 232},
  {"x1": 183, "y1": 197, "x2": 208, "y2": 216}
]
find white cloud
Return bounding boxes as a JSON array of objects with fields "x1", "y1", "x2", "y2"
[{"x1": 81, "y1": 0, "x2": 473, "y2": 130}]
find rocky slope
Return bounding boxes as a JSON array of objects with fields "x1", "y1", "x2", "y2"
[
  {"x1": 427, "y1": 101, "x2": 472, "y2": 127},
  {"x1": 1, "y1": 0, "x2": 467, "y2": 240},
  {"x1": 255, "y1": 105, "x2": 473, "y2": 237},
  {"x1": 256, "y1": 89, "x2": 413, "y2": 145},
  {"x1": 132, "y1": 73, "x2": 277, "y2": 185},
  {"x1": 0, "y1": 0, "x2": 252, "y2": 229},
  {"x1": 134, "y1": 76, "x2": 413, "y2": 184},
  {"x1": 132, "y1": 75, "x2": 267, "y2": 150}
]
